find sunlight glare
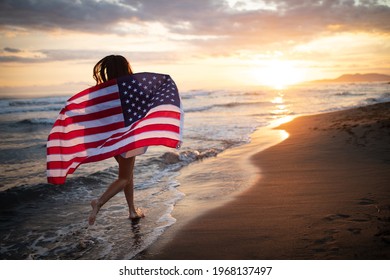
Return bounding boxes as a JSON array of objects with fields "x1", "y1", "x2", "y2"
[
  {"x1": 252, "y1": 60, "x2": 306, "y2": 89},
  {"x1": 271, "y1": 96, "x2": 284, "y2": 104},
  {"x1": 272, "y1": 116, "x2": 295, "y2": 128}
]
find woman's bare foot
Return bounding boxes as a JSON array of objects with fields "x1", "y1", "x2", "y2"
[
  {"x1": 88, "y1": 199, "x2": 100, "y2": 225},
  {"x1": 129, "y1": 208, "x2": 145, "y2": 220}
]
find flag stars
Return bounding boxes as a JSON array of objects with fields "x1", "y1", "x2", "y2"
[{"x1": 119, "y1": 73, "x2": 180, "y2": 127}]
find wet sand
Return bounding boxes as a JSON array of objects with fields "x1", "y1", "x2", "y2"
[{"x1": 140, "y1": 102, "x2": 390, "y2": 259}]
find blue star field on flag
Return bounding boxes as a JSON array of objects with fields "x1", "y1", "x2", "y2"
[{"x1": 117, "y1": 73, "x2": 180, "y2": 127}]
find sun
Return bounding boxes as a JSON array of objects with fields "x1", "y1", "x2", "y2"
[{"x1": 252, "y1": 60, "x2": 306, "y2": 89}]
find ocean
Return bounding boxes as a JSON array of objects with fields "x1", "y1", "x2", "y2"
[{"x1": 1, "y1": 82, "x2": 389, "y2": 259}]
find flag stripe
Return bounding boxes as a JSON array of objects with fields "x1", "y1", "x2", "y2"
[
  {"x1": 47, "y1": 116, "x2": 179, "y2": 147},
  {"x1": 47, "y1": 122, "x2": 124, "y2": 142},
  {"x1": 52, "y1": 106, "x2": 124, "y2": 128},
  {"x1": 48, "y1": 106, "x2": 180, "y2": 139},
  {"x1": 47, "y1": 137, "x2": 179, "y2": 184},
  {"x1": 47, "y1": 131, "x2": 181, "y2": 170},
  {"x1": 47, "y1": 123, "x2": 180, "y2": 155},
  {"x1": 49, "y1": 113, "x2": 124, "y2": 135},
  {"x1": 65, "y1": 91, "x2": 119, "y2": 112},
  {"x1": 60, "y1": 97, "x2": 120, "y2": 120},
  {"x1": 47, "y1": 73, "x2": 183, "y2": 184},
  {"x1": 67, "y1": 80, "x2": 118, "y2": 103},
  {"x1": 48, "y1": 115, "x2": 181, "y2": 158},
  {"x1": 49, "y1": 137, "x2": 180, "y2": 173}
]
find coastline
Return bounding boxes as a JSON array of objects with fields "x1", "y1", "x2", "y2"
[{"x1": 138, "y1": 102, "x2": 390, "y2": 259}]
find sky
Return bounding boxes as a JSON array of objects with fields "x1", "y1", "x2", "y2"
[{"x1": 0, "y1": 0, "x2": 390, "y2": 96}]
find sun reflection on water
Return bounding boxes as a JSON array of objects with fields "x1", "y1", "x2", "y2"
[{"x1": 269, "y1": 92, "x2": 293, "y2": 126}]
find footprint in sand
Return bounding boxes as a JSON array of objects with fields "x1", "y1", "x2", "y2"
[
  {"x1": 314, "y1": 235, "x2": 335, "y2": 245},
  {"x1": 375, "y1": 229, "x2": 390, "y2": 244},
  {"x1": 357, "y1": 198, "x2": 375, "y2": 205},
  {"x1": 350, "y1": 218, "x2": 371, "y2": 223},
  {"x1": 311, "y1": 233, "x2": 339, "y2": 254},
  {"x1": 357, "y1": 197, "x2": 381, "y2": 213},
  {"x1": 347, "y1": 228, "x2": 362, "y2": 235},
  {"x1": 323, "y1": 214, "x2": 350, "y2": 221}
]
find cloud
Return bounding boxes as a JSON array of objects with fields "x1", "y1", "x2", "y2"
[
  {"x1": 3, "y1": 47, "x2": 22, "y2": 53},
  {"x1": 0, "y1": 0, "x2": 138, "y2": 34},
  {"x1": 2, "y1": 1, "x2": 389, "y2": 33},
  {"x1": 0, "y1": 48, "x2": 181, "y2": 64},
  {"x1": 1, "y1": 0, "x2": 389, "y2": 57}
]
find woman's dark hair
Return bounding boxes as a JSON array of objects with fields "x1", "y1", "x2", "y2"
[{"x1": 93, "y1": 55, "x2": 133, "y2": 85}]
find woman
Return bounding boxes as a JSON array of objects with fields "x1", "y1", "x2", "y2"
[{"x1": 88, "y1": 55, "x2": 144, "y2": 225}]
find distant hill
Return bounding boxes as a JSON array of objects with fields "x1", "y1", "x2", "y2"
[{"x1": 309, "y1": 73, "x2": 390, "y2": 83}]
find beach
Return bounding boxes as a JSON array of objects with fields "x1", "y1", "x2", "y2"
[
  {"x1": 1, "y1": 84, "x2": 390, "y2": 260},
  {"x1": 140, "y1": 102, "x2": 390, "y2": 260}
]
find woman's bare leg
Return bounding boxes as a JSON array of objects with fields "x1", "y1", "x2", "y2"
[
  {"x1": 119, "y1": 156, "x2": 144, "y2": 219},
  {"x1": 123, "y1": 178, "x2": 145, "y2": 219},
  {"x1": 88, "y1": 156, "x2": 143, "y2": 225},
  {"x1": 88, "y1": 177, "x2": 127, "y2": 225}
]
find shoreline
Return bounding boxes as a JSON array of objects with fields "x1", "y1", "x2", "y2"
[
  {"x1": 139, "y1": 123, "x2": 290, "y2": 254},
  {"x1": 138, "y1": 102, "x2": 390, "y2": 259}
]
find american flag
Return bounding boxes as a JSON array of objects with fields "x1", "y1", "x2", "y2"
[{"x1": 47, "y1": 72, "x2": 183, "y2": 184}]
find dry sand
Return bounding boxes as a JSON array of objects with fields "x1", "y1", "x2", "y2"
[{"x1": 140, "y1": 102, "x2": 390, "y2": 259}]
